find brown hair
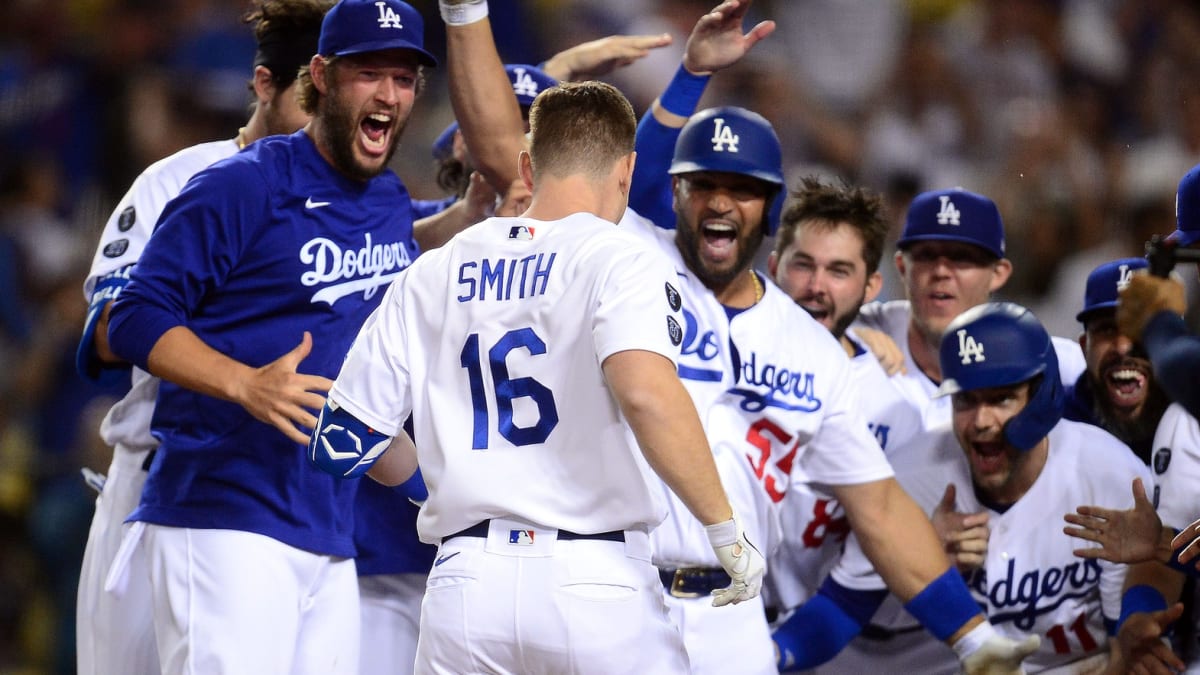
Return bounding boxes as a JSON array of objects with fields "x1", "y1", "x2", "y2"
[
  {"x1": 526, "y1": 81, "x2": 635, "y2": 182},
  {"x1": 295, "y1": 56, "x2": 426, "y2": 116},
  {"x1": 776, "y1": 176, "x2": 890, "y2": 274},
  {"x1": 244, "y1": 0, "x2": 331, "y2": 89}
]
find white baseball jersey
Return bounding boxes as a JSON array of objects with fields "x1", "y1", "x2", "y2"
[
  {"x1": 854, "y1": 300, "x2": 1086, "y2": 428},
  {"x1": 330, "y1": 212, "x2": 683, "y2": 541},
  {"x1": 83, "y1": 139, "x2": 239, "y2": 452},
  {"x1": 830, "y1": 420, "x2": 1150, "y2": 673},
  {"x1": 77, "y1": 138, "x2": 237, "y2": 675},
  {"x1": 1149, "y1": 403, "x2": 1200, "y2": 671},
  {"x1": 623, "y1": 209, "x2": 892, "y2": 674},
  {"x1": 767, "y1": 327, "x2": 922, "y2": 611},
  {"x1": 621, "y1": 211, "x2": 895, "y2": 569}
]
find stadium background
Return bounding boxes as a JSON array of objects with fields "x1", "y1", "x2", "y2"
[{"x1": 1, "y1": 0, "x2": 1198, "y2": 672}]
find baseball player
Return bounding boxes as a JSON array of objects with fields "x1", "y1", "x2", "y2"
[
  {"x1": 1118, "y1": 163, "x2": 1200, "y2": 421},
  {"x1": 778, "y1": 302, "x2": 1156, "y2": 673},
  {"x1": 793, "y1": 189, "x2": 1087, "y2": 672},
  {"x1": 1057, "y1": 259, "x2": 1200, "y2": 672},
  {"x1": 311, "y1": 79, "x2": 765, "y2": 675},
  {"x1": 104, "y1": 1, "x2": 440, "y2": 671},
  {"x1": 853, "y1": 187, "x2": 1087, "y2": 426},
  {"x1": 622, "y1": 3, "x2": 1035, "y2": 673},
  {"x1": 762, "y1": 177, "x2": 922, "y2": 614},
  {"x1": 1062, "y1": 257, "x2": 1171, "y2": 463},
  {"x1": 73, "y1": 3, "x2": 330, "y2": 673}
]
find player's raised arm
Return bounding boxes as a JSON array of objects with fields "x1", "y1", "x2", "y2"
[
  {"x1": 630, "y1": 0, "x2": 775, "y2": 226},
  {"x1": 439, "y1": 0, "x2": 524, "y2": 194}
]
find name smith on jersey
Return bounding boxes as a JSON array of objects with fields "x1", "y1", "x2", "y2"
[{"x1": 457, "y1": 252, "x2": 556, "y2": 302}]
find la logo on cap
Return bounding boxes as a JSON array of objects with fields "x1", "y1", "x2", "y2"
[
  {"x1": 956, "y1": 328, "x2": 986, "y2": 365},
  {"x1": 511, "y1": 67, "x2": 539, "y2": 98},
  {"x1": 936, "y1": 195, "x2": 961, "y2": 226},
  {"x1": 375, "y1": 0, "x2": 403, "y2": 28},
  {"x1": 1115, "y1": 263, "x2": 1133, "y2": 291},
  {"x1": 710, "y1": 118, "x2": 740, "y2": 153}
]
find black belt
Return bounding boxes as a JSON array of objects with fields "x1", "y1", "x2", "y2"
[
  {"x1": 142, "y1": 448, "x2": 157, "y2": 472},
  {"x1": 859, "y1": 623, "x2": 924, "y2": 642},
  {"x1": 444, "y1": 520, "x2": 625, "y2": 543},
  {"x1": 658, "y1": 566, "x2": 731, "y2": 598}
]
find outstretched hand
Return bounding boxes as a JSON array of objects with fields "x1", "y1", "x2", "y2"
[
  {"x1": 234, "y1": 331, "x2": 332, "y2": 444},
  {"x1": 1063, "y1": 478, "x2": 1169, "y2": 564},
  {"x1": 683, "y1": 0, "x2": 775, "y2": 75},
  {"x1": 932, "y1": 484, "x2": 990, "y2": 572},
  {"x1": 544, "y1": 34, "x2": 674, "y2": 81},
  {"x1": 1113, "y1": 603, "x2": 1185, "y2": 675}
]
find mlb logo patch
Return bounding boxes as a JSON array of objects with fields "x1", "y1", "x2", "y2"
[
  {"x1": 508, "y1": 225, "x2": 535, "y2": 240},
  {"x1": 509, "y1": 529, "x2": 535, "y2": 545}
]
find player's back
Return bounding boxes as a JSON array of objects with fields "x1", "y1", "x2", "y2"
[{"x1": 397, "y1": 213, "x2": 679, "y2": 539}]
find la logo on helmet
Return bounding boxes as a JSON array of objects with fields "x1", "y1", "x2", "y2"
[
  {"x1": 956, "y1": 329, "x2": 986, "y2": 365},
  {"x1": 375, "y1": 1, "x2": 403, "y2": 28},
  {"x1": 710, "y1": 118, "x2": 740, "y2": 153}
]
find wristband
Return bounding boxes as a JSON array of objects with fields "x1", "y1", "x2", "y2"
[
  {"x1": 950, "y1": 621, "x2": 997, "y2": 661},
  {"x1": 904, "y1": 568, "x2": 982, "y2": 641},
  {"x1": 439, "y1": 0, "x2": 487, "y2": 26},
  {"x1": 704, "y1": 517, "x2": 737, "y2": 547},
  {"x1": 1117, "y1": 584, "x2": 1167, "y2": 630},
  {"x1": 658, "y1": 64, "x2": 711, "y2": 118}
]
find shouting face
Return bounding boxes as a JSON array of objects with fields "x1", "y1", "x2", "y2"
[{"x1": 315, "y1": 50, "x2": 419, "y2": 181}]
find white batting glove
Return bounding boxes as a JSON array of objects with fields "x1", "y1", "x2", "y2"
[
  {"x1": 953, "y1": 621, "x2": 1040, "y2": 675},
  {"x1": 704, "y1": 514, "x2": 765, "y2": 607},
  {"x1": 439, "y1": 0, "x2": 488, "y2": 25}
]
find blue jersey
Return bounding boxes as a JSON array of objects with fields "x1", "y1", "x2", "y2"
[{"x1": 108, "y1": 129, "x2": 420, "y2": 557}]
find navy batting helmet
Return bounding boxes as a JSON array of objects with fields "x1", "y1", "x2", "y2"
[
  {"x1": 935, "y1": 302, "x2": 1064, "y2": 451},
  {"x1": 669, "y1": 106, "x2": 785, "y2": 234}
]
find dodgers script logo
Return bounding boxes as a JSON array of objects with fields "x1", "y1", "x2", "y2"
[
  {"x1": 728, "y1": 352, "x2": 821, "y2": 413},
  {"x1": 300, "y1": 233, "x2": 413, "y2": 305},
  {"x1": 677, "y1": 306, "x2": 723, "y2": 382},
  {"x1": 968, "y1": 557, "x2": 1102, "y2": 630}
]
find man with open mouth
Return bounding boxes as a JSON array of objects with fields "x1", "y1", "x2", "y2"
[{"x1": 1065, "y1": 257, "x2": 1172, "y2": 464}]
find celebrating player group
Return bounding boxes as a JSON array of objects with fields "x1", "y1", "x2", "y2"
[{"x1": 72, "y1": 0, "x2": 1200, "y2": 673}]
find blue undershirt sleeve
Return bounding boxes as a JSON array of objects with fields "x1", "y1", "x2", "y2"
[
  {"x1": 772, "y1": 577, "x2": 886, "y2": 671},
  {"x1": 1144, "y1": 311, "x2": 1200, "y2": 420}
]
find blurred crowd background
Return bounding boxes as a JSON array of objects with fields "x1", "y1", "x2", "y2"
[{"x1": 2, "y1": 0, "x2": 1199, "y2": 672}]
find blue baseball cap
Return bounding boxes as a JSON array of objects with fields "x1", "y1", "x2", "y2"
[
  {"x1": 898, "y1": 188, "x2": 1006, "y2": 259},
  {"x1": 1171, "y1": 163, "x2": 1200, "y2": 246},
  {"x1": 432, "y1": 64, "x2": 557, "y2": 160},
  {"x1": 1076, "y1": 257, "x2": 1148, "y2": 323},
  {"x1": 319, "y1": 0, "x2": 437, "y2": 66}
]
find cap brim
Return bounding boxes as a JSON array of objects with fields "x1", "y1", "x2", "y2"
[
  {"x1": 897, "y1": 234, "x2": 1003, "y2": 259},
  {"x1": 1075, "y1": 303, "x2": 1117, "y2": 324},
  {"x1": 333, "y1": 41, "x2": 437, "y2": 67}
]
